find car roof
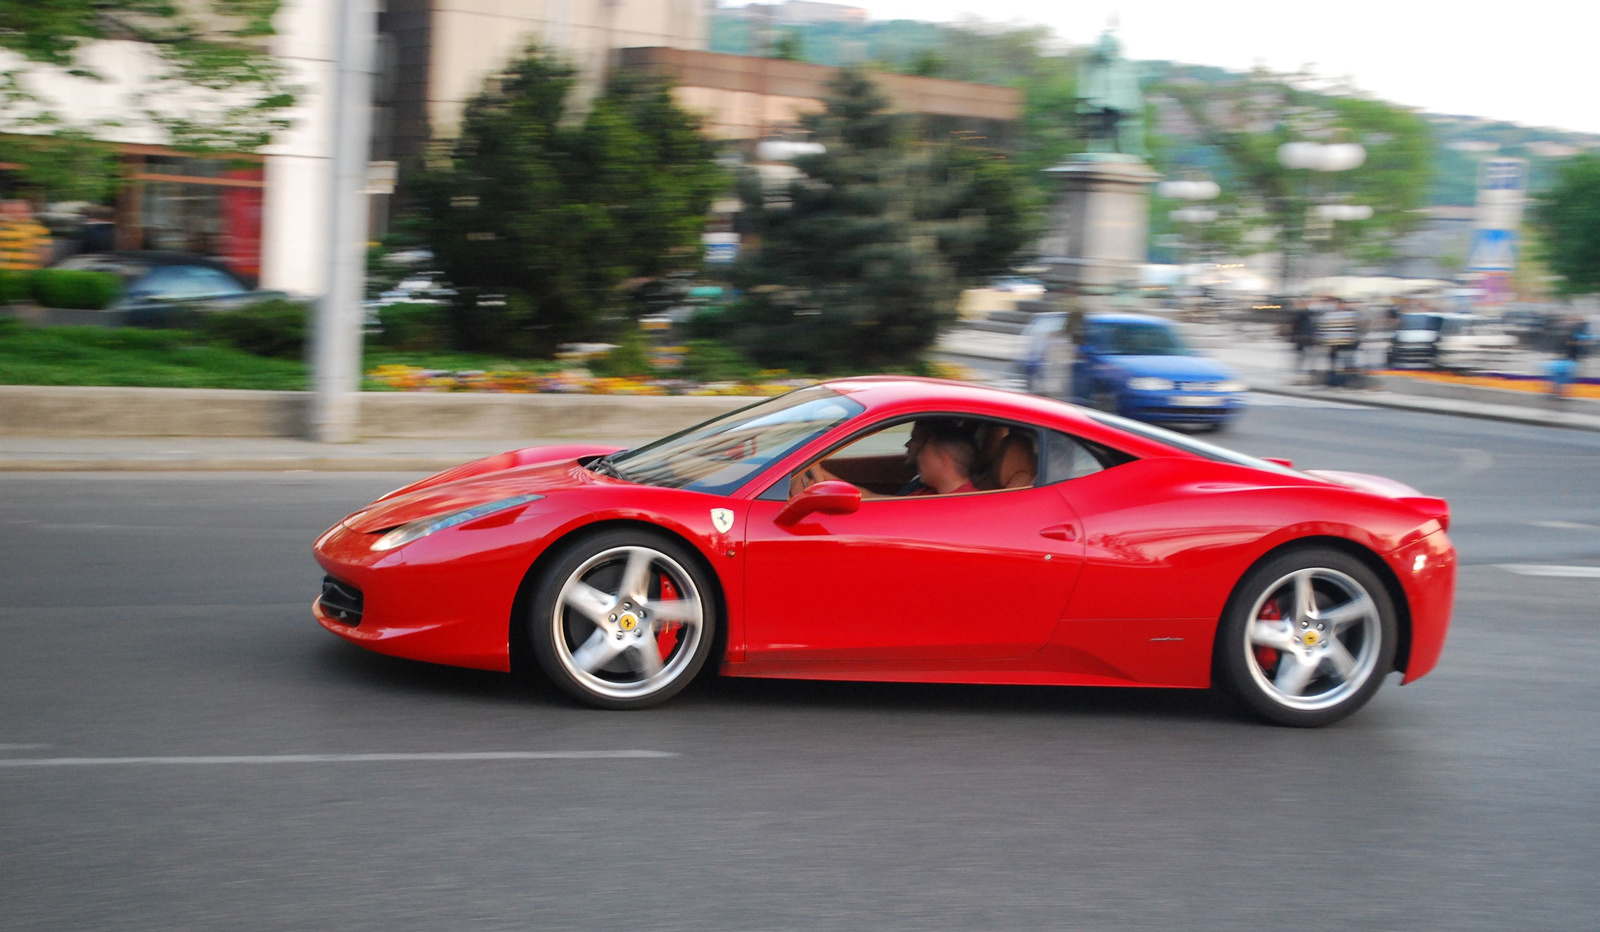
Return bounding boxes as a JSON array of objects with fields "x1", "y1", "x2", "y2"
[
  {"x1": 820, "y1": 376, "x2": 1105, "y2": 432},
  {"x1": 809, "y1": 376, "x2": 1275, "y2": 473},
  {"x1": 1084, "y1": 312, "x2": 1174, "y2": 326},
  {"x1": 59, "y1": 251, "x2": 240, "y2": 275}
]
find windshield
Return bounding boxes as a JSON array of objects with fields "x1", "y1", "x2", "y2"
[
  {"x1": 1085, "y1": 410, "x2": 1301, "y2": 477},
  {"x1": 1397, "y1": 313, "x2": 1443, "y2": 332},
  {"x1": 607, "y1": 387, "x2": 865, "y2": 495},
  {"x1": 1091, "y1": 322, "x2": 1192, "y2": 356}
]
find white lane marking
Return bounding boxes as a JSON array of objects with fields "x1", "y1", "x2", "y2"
[
  {"x1": 0, "y1": 743, "x2": 51, "y2": 750},
  {"x1": 1497, "y1": 564, "x2": 1600, "y2": 578},
  {"x1": 1529, "y1": 520, "x2": 1599, "y2": 531},
  {"x1": 0, "y1": 751, "x2": 676, "y2": 768}
]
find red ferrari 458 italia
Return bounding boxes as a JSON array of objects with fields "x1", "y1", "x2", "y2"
[{"x1": 313, "y1": 377, "x2": 1454, "y2": 726}]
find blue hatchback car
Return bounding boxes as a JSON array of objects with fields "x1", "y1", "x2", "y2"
[{"x1": 1070, "y1": 313, "x2": 1246, "y2": 430}]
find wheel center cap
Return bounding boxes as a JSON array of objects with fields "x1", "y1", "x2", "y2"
[
  {"x1": 1302, "y1": 630, "x2": 1320, "y2": 647},
  {"x1": 618, "y1": 612, "x2": 639, "y2": 632}
]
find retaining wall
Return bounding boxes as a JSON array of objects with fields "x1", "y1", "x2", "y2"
[{"x1": 0, "y1": 386, "x2": 753, "y2": 439}]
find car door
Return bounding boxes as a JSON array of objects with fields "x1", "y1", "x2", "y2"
[{"x1": 741, "y1": 479, "x2": 1086, "y2": 665}]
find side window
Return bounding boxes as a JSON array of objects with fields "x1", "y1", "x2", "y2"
[
  {"x1": 182, "y1": 266, "x2": 246, "y2": 296},
  {"x1": 1042, "y1": 430, "x2": 1134, "y2": 483},
  {"x1": 775, "y1": 417, "x2": 1046, "y2": 500}
]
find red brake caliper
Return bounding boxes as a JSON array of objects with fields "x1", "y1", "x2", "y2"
[
  {"x1": 1254, "y1": 599, "x2": 1281, "y2": 672},
  {"x1": 656, "y1": 574, "x2": 681, "y2": 659}
]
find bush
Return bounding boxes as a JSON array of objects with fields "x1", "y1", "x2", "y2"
[
  {"x1": 374, "y1": 302, "x2": 450, "y2": 351},
  {"x1": 31, "y1": 270, "x2": 121, "y2": 309},
  {"x1": 677, "y1": 339, "x2": 758, "y2": 382},
  {"x1": 199, "y1": 298, "x2": 309, "y2": 359},
  {"x1": 0, "y1": 269, "x2": 34, "y2": 303},
  {"x1": 588, "y1": 328, "x2": 654, "y2": 378}
]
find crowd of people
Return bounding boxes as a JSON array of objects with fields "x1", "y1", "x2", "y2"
[
  {"x1": 1281, "y1": 293, "x2": 1594, "y2": 395},
  {"x1": 1285, "y1": 296, "x2": 1378, "y2": 387}
]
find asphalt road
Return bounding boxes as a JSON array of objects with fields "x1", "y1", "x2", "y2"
[{"x1": 3, "y1": 402, "x2": 1598, "y2": 931}]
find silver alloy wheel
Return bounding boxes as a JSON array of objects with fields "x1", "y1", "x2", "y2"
[
  {"x1": 551, "y1": 545, "x2": 705, "y2": 701},
  {"x1": 1242, "y1": 567, "x2": 1382, "y2": 712}
]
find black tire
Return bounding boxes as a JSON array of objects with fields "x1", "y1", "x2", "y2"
[
  {"x1": 529, "y1": 528, "x2": 718, "y2": 710},
  {"x1": 1214, "y1": 546, "x2": 1397, "y2": 727}
]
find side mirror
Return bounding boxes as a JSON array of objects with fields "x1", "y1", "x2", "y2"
[
  {"x1": 775, "y1": 480, "x2": 861, "y2": 527},
  {"x1": 1263, "y1": 457, "x2": 1294, "y2": 469}
]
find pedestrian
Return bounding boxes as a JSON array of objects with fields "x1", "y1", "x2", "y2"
[
  {"x1": 1289, "y1": 300, "x2": 1317, "y2": 376},
  {"x1": 0, "y1": 200, "x2": 53, "y2": 271}
]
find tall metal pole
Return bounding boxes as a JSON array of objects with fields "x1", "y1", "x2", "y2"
[{"x1": 310, "y1": 0, "x2": 378, "y2": 442}]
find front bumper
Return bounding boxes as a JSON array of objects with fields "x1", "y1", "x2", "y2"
[
  {"x1": 311, "y1": 505, "x2": 571, "y2": 673},
  {"x1": 1121, "y1": 390, "x2": 1242, "y2": 425}
]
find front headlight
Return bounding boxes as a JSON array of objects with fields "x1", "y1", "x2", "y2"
[
  {"x1": 1126, "y1": 377, "x2": 1175, "y2": 391},
  {"x1": 1215, "y1": 380, "x2": 1247, "y2": 393},
  {"x1": 371, "y1": 494, "x2": 544, "y2": 552}
]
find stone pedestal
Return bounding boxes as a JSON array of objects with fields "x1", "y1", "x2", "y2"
[{"x1": 1039, "y1": 156, "x2": 1161, "y2": 290}]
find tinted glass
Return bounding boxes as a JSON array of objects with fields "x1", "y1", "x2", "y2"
[
  {"x1": 1095, "y1": 322, "x2": 1192, "y2": 356},
  {"x1": 1398, "y1": 313, "x2": 1443, "y2": 332},
  {"x1": 1042, "y1": 430, "x2": 1132, "y2": 483},
  {"x1": 134, "y1": 265, "x2": 244, "y2": 298}
]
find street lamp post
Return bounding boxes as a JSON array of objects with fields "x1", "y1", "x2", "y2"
[
  {"x1": 1159, "y1": 179, "x2": 1220, "y2": 302},
  {"x1": 1276, "y1": 141, "x2": 1365, "y2": 293}
]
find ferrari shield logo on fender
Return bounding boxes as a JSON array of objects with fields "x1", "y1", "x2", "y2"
[{"x1": 710, "y1": 508, "x2": 734, "y2": 534}]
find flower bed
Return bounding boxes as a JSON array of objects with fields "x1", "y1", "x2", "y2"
[{"x1": 365, "y1": 364, "x2": 814, "y2": 396}]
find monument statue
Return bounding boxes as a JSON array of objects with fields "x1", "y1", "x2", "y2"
[{"x1": 1076, "y1": 30, "x2": 1147, "y2": 159}]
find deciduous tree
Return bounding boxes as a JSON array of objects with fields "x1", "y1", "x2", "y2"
[{"x1": 1533, "y1": 153, "x2": 1600, "y2": 295}]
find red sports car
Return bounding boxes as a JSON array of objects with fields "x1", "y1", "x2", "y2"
[{"x1": 313, "y1": 378, "x2": 1454, "y2": 726}]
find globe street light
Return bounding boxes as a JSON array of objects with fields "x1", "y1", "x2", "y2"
[
  {"x1": 1160, "y1": 178, "x2": 1220, "y2": 290},
  {"x1": 1277, "y1": 141, "x2": 1367, "y2": 292}
]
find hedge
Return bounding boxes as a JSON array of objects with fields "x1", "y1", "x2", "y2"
[
  {"x1": 198, "y1": 298, "x2": 309, "y2": 359},
  {"x1": 31, "y1": 269, "x2": 122, "y2": 310},
  {"x1": 0, "y1": 268, "x2": 33, "y2": 303}
]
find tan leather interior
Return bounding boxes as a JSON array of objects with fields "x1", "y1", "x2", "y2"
[{"x1": 817, "y1": 453, "x2": 913, "y2": 495}]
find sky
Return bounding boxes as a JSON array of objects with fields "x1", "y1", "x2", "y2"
[{"x1": 731, "y1": 0, "x2": 1600, "y2": 135}]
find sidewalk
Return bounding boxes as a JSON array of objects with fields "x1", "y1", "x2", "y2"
[{"x1": 1188, "y1": 322, "x2": 1600, "y2": 434}]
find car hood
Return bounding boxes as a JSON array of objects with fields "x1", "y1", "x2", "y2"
[
  {"x1": 1102, "y1": 354, "x2": 1238, "y2": 382},
  {"x1": 344, "y1": 446, "x2": 621, "y2": 533}
]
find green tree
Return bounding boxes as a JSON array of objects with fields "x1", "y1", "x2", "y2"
[
  {"x1": 1156, "y1": 72, "x2": 1434, "y2": 263},
  {"x1": 1533, "y1": 153, "x2": 1600, "y2": 295},
  {"x1": 731, "y1": 69, "x2": 1030, "y2": 371},
  {"x1": 0, "y1": 0, "x2": 294, "y2": 153},
  {"x1": 415, "y1": 47, "x2": 723, "y2": 355}
]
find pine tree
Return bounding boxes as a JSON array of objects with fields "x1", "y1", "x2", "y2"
[
  {"x1": 730, "y1": 69, "x2": 1031, "y2": 371},
  {"x1": 416, "y1": 47, "x2": 723, "y2": 355}
]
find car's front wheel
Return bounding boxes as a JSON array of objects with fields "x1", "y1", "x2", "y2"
[
  {"x1": 530, "y1": 529, "x2": 717, "y2": 710},
  {"x1": 1215, "y1": 547, "x2": 1396, "y2": 727}
]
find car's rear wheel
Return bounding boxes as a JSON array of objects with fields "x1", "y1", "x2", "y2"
[
  {"x1": 530, "y1": 530, "x2": 716, "y2": 710},
  {"x1": 1215, "y1": 547, "x2": 1396, "y2": 727}
]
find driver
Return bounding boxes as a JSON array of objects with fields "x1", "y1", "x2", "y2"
[{"x1": 792, "y1": 419, "x2": 978, "y2": 498}]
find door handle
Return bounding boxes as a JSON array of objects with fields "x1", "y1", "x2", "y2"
[{"x1": 1039, "y1": 524, "x2": 1078, "y2": 542}]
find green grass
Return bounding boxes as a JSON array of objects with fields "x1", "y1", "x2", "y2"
[
  {"x1": 0, "y1": 320, "x2": 569, "y2": 391},
  {"x1": 0, "y1": 320, "x2": 307, "y2": 390}
]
